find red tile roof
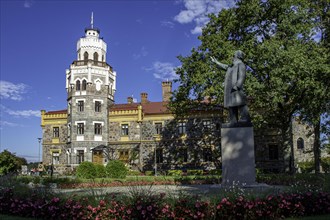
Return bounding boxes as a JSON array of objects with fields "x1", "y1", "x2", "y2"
[
  {"x1": 45, "y1": 109, "x2": 67, "y2": 115},
  {"x1": 110, "y1": 102, "x2": 170, "y2": 115}
]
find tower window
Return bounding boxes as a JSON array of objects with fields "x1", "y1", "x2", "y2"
[
  {"x1": 82, "y1": 79, "x2": 87, "y2": 91},
  {"x1": 121, "y1": 124, "x2": 129, "y2": 136},
  {"x1": 297, "y1": 138, "x2": 304, "y2": 149},
  {"x1": 77, "y1": 123, "x2": 84, "y2": 135},
  {"x1": 95, "y1": 101, "x2": 101, "y2": 112},
  {"x1": 78, "y1": 101, "x2": 84, "y2": 112},
  {"x1": 76, "y1": 80, "x2": 81, "y2": 91},
  {"x1": 53, "y1": 127, "x2": 59, "y2": 138},
  {"x1": 94, "y1": 123, "x2": 102, "y2": 135},
  {"x1": 93, "y1": 52, "x2": 99, "y2": 61},
  {"x1": 84, "y1": 52, "x2": 88, "y2": 60}
]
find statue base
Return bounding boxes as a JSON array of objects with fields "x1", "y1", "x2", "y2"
[{"x1": 221, "y1": 125, "x2": 256, "y2": 186}]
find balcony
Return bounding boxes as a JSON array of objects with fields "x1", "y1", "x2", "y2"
[{"x1": 72, "y1": 60, "x2": 113, "y2": 71}]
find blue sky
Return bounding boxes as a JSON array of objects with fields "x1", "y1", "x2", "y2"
[{"x1": 0, "y1": 0, "x2": 235, "y2": 162}]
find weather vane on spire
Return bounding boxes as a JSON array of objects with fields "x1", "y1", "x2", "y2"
[{"x1": 91, "y1": 12, "x2": 94, "y2": 29}]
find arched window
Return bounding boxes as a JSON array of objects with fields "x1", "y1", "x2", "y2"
[
  {"x1": 95, "y1": 80, "x2": 102, "y2": 91},
  {"x1": 102, "y1": 55, "x2": 104, "y2": 62},
  {"x1": 76, "y1": 80, "x2": 81, "y2": 91},
  {"x1": 297, "y1": 138, "x2": 304, "y2": 149},
  {"x1": 84, "y1": 52, "x2": 89, "y2": 60},
  {"x1": 93, "y1": 52, "x2": 99, "y2": 61},
  {"x1": 82, "y1": 79, "x2": 87, "y2": 91}
]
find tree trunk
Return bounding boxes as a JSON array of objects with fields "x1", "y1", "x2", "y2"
[
  {"x1": 313, "y1": 117, "x2": 321, "y2": 174},
  {"x1": 281, "y1": 119, "x2": 295, "y2": 174}
]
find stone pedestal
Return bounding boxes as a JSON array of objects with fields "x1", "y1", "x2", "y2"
[{"x1": 221, "y1": 126, "x2": 256, "y2": 186}]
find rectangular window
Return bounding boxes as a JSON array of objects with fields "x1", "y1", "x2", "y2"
[
  {"x1": 156, "y1": 148, "x2": 163, "y2": 163},
  {"x1": 78, "y1": 101, "x2": 84, "y2": 112},
  {"x1": 95, "y1": 101, "x2": 101, "y2": 112},
  {"x1": 94, "y1": 123, "x2": 102, "y2": 135},
  {"x1": 77, "y1": 123, "x2": 84, "y2": 135},
  {"x1": 203, "y1": 148, "x2": 212, "y2": 162},
  {"x1": 178, "y1": 122, "x2": 186, "y2": 135},
  {"x1": 180, "y1": 148, "x2": 188, "y2": 162},
  {"x1": 77, "y1": 150, "x2": 84, "y2": 164},
  {"x1": 119, "y1": 150, "x2": 129, "y2": 162},
  {"x1": 121, "y1": 124, "x2": 129, "y2": 136},
  {"x1": 53, "y1": 127, "x2": 59, "y2": 138},
  {"x1": 155, "y1": 123, "x2": 163, "y2": 135},
  {"x1": 269, "y1": 145, "x2": 279, "y2": 160},
  {"x1": 52, "y1": 152, "x2": 60, "y2": 165},
  {"x1": 203, "y1": 120, "x2": 212, "y2": 130}
]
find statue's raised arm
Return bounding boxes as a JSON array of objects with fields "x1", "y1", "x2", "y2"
[
  {"x1": 210, "y1": 56, "x2": 229, "y2": 70},
  {"x1": 210, "y1": 50, "x2": 251, "y2": 126}
]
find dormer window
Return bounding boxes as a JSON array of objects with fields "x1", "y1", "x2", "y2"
[
  {"x1": 76, "y1": 80, "x2": 81, "y2": 91},
  {"x1": 84, "y1": 52, "x2": 88, "y2": 60},
  {"x1": 82, "y1": 79, "x2": 87, "y2": 91}
]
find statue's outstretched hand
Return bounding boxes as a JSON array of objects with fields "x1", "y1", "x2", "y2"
[{"x1": 210, "y1": 56, "x2": 217, "y2": 63}]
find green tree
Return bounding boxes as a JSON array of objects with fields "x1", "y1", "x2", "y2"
[
  {"x1": 171, "y1": 0, "x2": 330, "y2": 173},
  {"x1": 0, "y1": 150, "x2": 26, "y2": 175}
]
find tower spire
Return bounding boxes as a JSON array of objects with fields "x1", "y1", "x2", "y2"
[{"x1": 91, "y1": 12, "x2": 94, "y2": 29}]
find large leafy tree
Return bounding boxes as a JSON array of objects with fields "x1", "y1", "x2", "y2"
[
  {"x1": 0, "y1": 150, "x2": 27, "y2": 175},
  {"x1": 171, "y1": 0, "x2": 330, "y2": 172}
]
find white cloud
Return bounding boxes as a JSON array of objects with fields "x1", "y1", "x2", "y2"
[
  {"x1": 133, "y1": 46, "x2": 148, "y2": 60},
  {"x1": 174, "y1": 0, "x2": 235, "y2": 34},
  {"x1": 1, "y1": 105, "x2": 40, "y2": 118},
  {"x1": 146, "y1": 61, "x2": 179, "y2": 81},
  {"x1": 0, "y1": 80, "x2": 28, "y2": 101},
  {"x1": 6, "y1": 109, "x2": 40, "y2": 117},
  {"x1": 0, "y1": 120, "x2": 20, "y2": 128},
  {"x1": 24, "y1": 0, "x2": 34, "y2": 8},
  {"x1": 161, "y1": 20, "x2": 175, "y2": 28}
]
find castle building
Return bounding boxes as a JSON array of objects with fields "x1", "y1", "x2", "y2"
[{"x1": 40, "y1": 20, "x2": 315, "y2": 174}]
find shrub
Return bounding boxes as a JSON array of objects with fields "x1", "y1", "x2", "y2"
[
  {"x1": 127, "y1": 170, "x2": 141, "y2": 176},
  {"x1": 167, "y1": 170, "x2": 182, "y2": 176},
  {"x1": 145, "y1": 171, "x2": 154, "y2": 176},
  {"x1": 106, "y1": 160, "x2": 127, "y2": 179},
  {"x1": 297, "y1": 160, "x2": 314, "y2": 173},
  {"x1": 94, "y1": 164, "x2": 106, "y2": 178},
  {"x1": 321, "y1": 157, "x2": 330, "y2": 173},
  {"x1": 76, "y1": 161, "x2": 97, "y2": 179},
  {"x1": 209, "y1": 169, "x2": 222, "y2": 175},
  {"x1": 187, "y1": 169, "x2": 203, "y2": 175}
]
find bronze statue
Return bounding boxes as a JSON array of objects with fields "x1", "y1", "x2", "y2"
[{"x1": 211, "y1": 50, "x2": 251, "y2": 126}]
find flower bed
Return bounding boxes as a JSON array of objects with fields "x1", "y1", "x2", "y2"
[{"x1": 1, "y1": 187, "x2": 329, "y2": 219}]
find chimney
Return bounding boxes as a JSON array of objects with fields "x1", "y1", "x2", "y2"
[
  {"x1": 127, "y1": 97, "x2": 133, "y2": 104},
  {"x1": 162, "y1": 81, "x2": 172, "y2": 102},
  {"x1": 140, "y1": 92, "x2": 148, "y2": 104}
]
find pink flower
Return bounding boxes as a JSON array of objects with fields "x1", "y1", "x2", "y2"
[{"x1": 147, "y1": 205, "x2": 152, "y2": 211}]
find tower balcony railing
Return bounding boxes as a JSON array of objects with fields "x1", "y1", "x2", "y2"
[{"x1": 72, "y1": 60, "x2": 113, "y2": 71}]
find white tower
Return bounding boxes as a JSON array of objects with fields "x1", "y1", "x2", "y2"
[{"x1": 65, "y1": 13, "x2": 116, "y2": 165}]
